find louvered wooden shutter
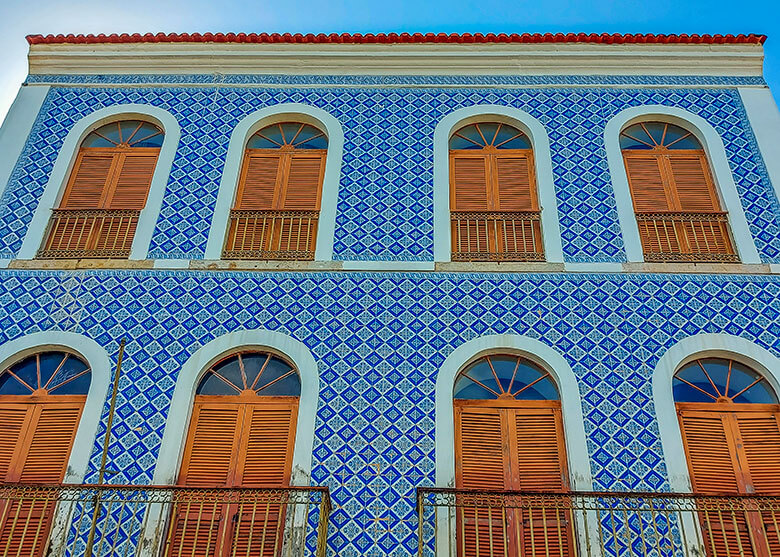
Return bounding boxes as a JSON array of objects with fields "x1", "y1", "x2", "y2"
[
  {"x1": 495, "y1": 154, "x2": 536, "y2": 211},
  {"x1": 280, "y1": 154, "x2": 325, "y2": 211},
  {"x1": 0, "y1": 405, "x2": 31, "y2": 481},
  {"x1": 16, "y1": 404, "x2": 83, "y2": 483},
  {"x1": 60, "y1": 153, "x2": 116, "y2": 209},
  {"x1": 451, "y1": 156, "x2": 489, "y2": 211},
  {"x1": 668, "y1": 153, "x2": 719, "y2": 212},
  {"x1": 623, "y1": 154, "x2": 672, "y2": 212},
  {"x1": 178, "y1": 403, "x2": 243, "y2": 487},
  {"x1": 236, "y1": 154, "x2": 282, "y2": 210},
  {"x1": 106, "y1": 152, "x2": 158, "y2": 209},
  {"x1": 238, "y1": 403, "x2": 297, "y2": 486}
]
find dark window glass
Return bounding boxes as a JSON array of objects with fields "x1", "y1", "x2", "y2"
[
  {"x1": 82, "y1": 120, "x2": 164, "y2": 148},
  {"x1": 246, "y1": 123, "x2": 328, "y2": 150},
  {"x1": 620, "y1": 122, "x2": 702, "y2": 150},
  {"x1": 196, "y1": 352, "x2": 301, "y2": 397},
  {"x1": 0, "y1": 352, "x2": 91, "y2": 396},
  {"x1": 454, "y1": 355, "x2": 559, "y2": 400},
  {"x1": 673, "y1": 358, "x2": 777, "y2": 404},
  {"x1": 449, "y1": 123, "x2": 531, "y2": 150}
]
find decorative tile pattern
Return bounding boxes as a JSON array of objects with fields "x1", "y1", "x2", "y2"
[
  {"x1": 2, "y1": 268, "x2": 780, "y2": 555},
  {"x1": 1, "y1": 83, "x2": 778, "y2": 262}
]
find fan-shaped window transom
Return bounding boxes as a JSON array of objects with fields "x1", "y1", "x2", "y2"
[
  {"x1": 0, "y1": 352, "x2": 91, "y2": 396},
  {"x1": 673, "y1": 358, "x2": 777, "y2": 404},
  {"x1": 196, "y1": 351, "x2": 301, "y2": 397},
  {"x1": 454, "y1": 354, "x2": 559, "y2": 400}
]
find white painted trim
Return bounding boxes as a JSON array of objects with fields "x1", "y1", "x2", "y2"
[
  {"x1": 435, "y1": 334, "x2": 592, "y2": 489},
  {"x1": 605, "y1": 105, "x2": 761, "y2": 264},
  {"x1": 433, "y1": 105, "x2": 564, "y2": 263},
  {"x1": 17, "y1": 104, "x2": 181, "y2": 260},
  {"x1": 0, "y1": 331, "x2": 112, "y2": 483},
  {"x1": 152, "y1": 329, "x2": 319, "y2": 486},
  {"x1": 0, "y1": 86, "x2": 50, "y2": 197},
  {"x1": 652, "y1": 333, "x2": 780, "y2": 492},
  {"x1": 204, "y1": 104, "x2": 343, "y2": 262},
  {"x1": 27, "y1": 42, "x2": 765, "y2": 77},
  {"x1": 739, "y1": 88, "x2": 780, "y2": 206}
]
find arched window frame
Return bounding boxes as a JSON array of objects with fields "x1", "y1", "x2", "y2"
[
  {"x1": 18, "y1": 104, "x2": 181, "y2": 261},
  {"x1": 205, "y1": 104, "x2": 344, "y2": 262},
  {"x1": 604, "y1": 105, "x2": 760, "y2": 264},
  {"x1": 0, "y1": 332, "x2": 112, "y2": 483},
  {"x1": 652, "y1": 333, "x2": 780, "y2": 494},
  {"x1": 433, "y1": 105, "x2": 564, "y2": 263}
]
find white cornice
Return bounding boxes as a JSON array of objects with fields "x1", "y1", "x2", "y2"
[{"x1": 27, "y1": 42, "x2": 764, "y2": 76}]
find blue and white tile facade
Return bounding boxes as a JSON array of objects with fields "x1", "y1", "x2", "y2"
[{"x1": 0, "y1": 73, "x2": 780, "y2": 556}]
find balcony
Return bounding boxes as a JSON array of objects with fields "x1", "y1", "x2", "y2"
[
  {"x1": 38, "y1": 209, "x2": 140, "y2": 259},
  {"x1": 223, "y1": 209, "x2": 319, "y2": 261},
  {"x1": 416, "y1": 488, "x2": 780, "y2": 557},
  {"x1": 0, "y1": 484, "x2": 330, "y2": 557},
  {"x1": 451, "y1": 211, "x2": 544, "y2": 262},
  {"x1": 635, "y1": 211, "x2": 738, "y2": 263}
]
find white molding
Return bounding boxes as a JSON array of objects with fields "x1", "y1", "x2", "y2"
[
  {"x1": 604, "y1": 104, "x2": 761, "y2": 264},
  {"x1": 0, "y1": 86, "x2": 50, "y2": 197},
  {"x1": 653, "y1": 333, "x2": 780, "y2": 492},
  {"x1": 151, "y1": 329, "x2": 320, "y2": 486},
  {"x1": 204, "y1": 103, "x2": 344, "y2": 261},
  {"x1": 27, "y1": 43, "x2": 765, "y2": 77},
  {"x1": 435, "y1": 334, "x2": 592, "y2": 489},
  {"x1": 0, "y1": 331, "x2": 112, "y2": 483},
  {"x1": 433, "y1": 105, "x2": 564, "y2": 263},
  {"x1": 17, "y1": 104, "x2": 181, "y2": 260},
  {"x1": 738, "y1": 88, "x2": 780, "y2": 206}
]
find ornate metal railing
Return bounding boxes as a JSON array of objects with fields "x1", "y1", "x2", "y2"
[
  {"x1": 451, "y1": 211, "x2": 544, "y2": 262},
  {"x1": 635, "y1": 211, "x2": 739, "y2": 263},
  {"x1": 417, "y1": 488, "x2": 780, "y2": 557},
  {"x1": 223, "y1": 209, "x2": 319, "y2": 261},
  {"x1": 0, "y1": 484, "x2": 330, "y2": 557},
  {"x1": 38, "y1": 209, "x2": 140, "y2": 259}
]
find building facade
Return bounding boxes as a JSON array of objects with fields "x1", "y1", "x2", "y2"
[{"x1": 1, "y1": 31, "x2": 780, "y2": 557}]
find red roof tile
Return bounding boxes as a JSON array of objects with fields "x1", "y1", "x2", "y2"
[{"x1": 26, "y1": 32, "x2": 767, "y2": 46}]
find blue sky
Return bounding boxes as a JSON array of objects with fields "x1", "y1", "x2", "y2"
[{"x1": 0, "y1": 0, "x2": 778, "y2": 123}]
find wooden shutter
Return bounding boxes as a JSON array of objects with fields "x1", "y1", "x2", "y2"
[
  {"x1": 238, "y1": 403, "x2": 297, "y2": 486},
  {"x1": 60, "y1": 153, "x2": 116, "y2": 209},
  {"x1": 511, "y1": 407, "x2": 568, "y2": 491},
  {"x1": 16, "y1": 404, "x2": 83, "y2": 483},
  {"x1": 0, "y1": 405, "x2": 31, "y2": 481},
  {"x1": 106, "y1": 152, "x2": 158, "y2": 209},
  {"x1": 678, "y1": 411, "x2": 741, "y2": 493},
  {"x1": 178, "y1": 403, "x2": 243, "y2": 487},
  {"x1": 667, "y1": 153, "x2": 719, "y2": 212},
  {"x1": 733, "y1": 412, "x2": 780, "y2": 494},
  {"x1": 236, "y1": 154, "x2": 282, "y2": 210},
  {"x1": 451, "y1": 156, "x2": 489, "y2": 211},
  {"x1": 495, "y1": 154, "x2": 536, "y2": 211},
  {"x1": 623, "y1": 153, "x2": 672, "y2": 212},
  {"x1": 280, "y1": 154, "x2": 325, "y2": 211}
]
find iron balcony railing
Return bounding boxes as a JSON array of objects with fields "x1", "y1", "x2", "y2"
[
  {"x1": 417, "y1": 488, "x2": 780, "y2": 557},
  {"x1": 451, "y1": 211, "x2": 544, "y2": 262},
  {"x1": 0, "y1": 484, "x2": 330, "y2": 557},
  {"x1": 223, "y1": 209, "x2": 319, "y2": 261},
  {"x1": 38, "y1": 209, "x2": 140, "y2": 259},
  {"x1": 635, "y1": 211, "x2": 739, "y2": 263}
]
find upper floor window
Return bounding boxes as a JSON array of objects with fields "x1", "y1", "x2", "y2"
[
  {"x1": 223, "y1": 122, "x2": 327, "y2": 261},
  {"x1": 37, "y1": 120, "x2": 163, "y2": 259},
  {"x1": 621, "y1": 121, "x2": 738, "y2": 263},
  {"x1": 449, "y1": 123, "x2": 544, "y2": 262}
]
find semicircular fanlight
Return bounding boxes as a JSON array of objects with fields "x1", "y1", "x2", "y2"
[
  {"x1": 673, "y1": 358, "x2": 777, "y2": 404},
  {"x1": 247, "y1": 122, "x2": 328, "y2": 150},
  {"x1": 449, "y1": 122, "x2": 531, "y2": 150},
  {"x1": 81, "y1": 120, "x2": 164, "y2": 148},
  {"x1": 620, "y1": 121, "x2": 702, "y2": 151},
  {"x1": 454, "y1": 354, "x2": 559, "y2": 401},
  {"x1": 196, "y1": 351, "x2": 301, "y2": 397},
  {"x1": 0, "y1": 352, "x2": 91, "y2": 396}
]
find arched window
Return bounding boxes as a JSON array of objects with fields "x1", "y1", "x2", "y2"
[
  {"x1": 674, "y1": 358, "x2": 780, "y2": 555},
  {"x1": 621, "y1": 121, "x2": 737, "y2": 262},
  {"x1": 223, "y1": 122, "x2": 327, "y2": 261},
  {"x1": 449, "y1": 123, "x2": 544, "y2": 262},
  {"x1": 38, "y1": 120, "x2": 164, "y2": 259},
  {"x1": 169, "y1": 351, "x2": 300, "y2": 555},
  {"x1": 0, "y1": 351, "x2": 91, "y2": 553},
  {"x1": 454, "y1": 355, "x2": 570, "y2": 557}
]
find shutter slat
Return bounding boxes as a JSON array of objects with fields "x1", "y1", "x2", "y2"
[
  {"x1": 280, "y1": 154, "x2": 324, "y2": 211},
  {"x1": 60, "y1": 153, "x2": 115, "y2": 209},
  {"x1": 495, "y1": 154, "x2": 536, "y2": 211},
  {"x1": 236, "y1": 154, "x2": 282, "y2": 210},
  {"x1": 107, "y1": 152, "x2": 158, "y2": 209}
]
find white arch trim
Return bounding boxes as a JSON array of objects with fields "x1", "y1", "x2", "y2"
[
  {"x1": 433, "y1": 105, "x2": 564, "y2": 263},
  {"x1": 152, "y1": 329, "x2": 320, "y2": 486},
  {"x1": 435, "y1": 334, "x2": 592, "y2": 490},
  {"x1": 204, "y1": 103, "x2": 344, "y2": 261},
  {"x1": 17, "y1": 104, "x2": 181, "y2": 260},
  {"x1": 604, "y1": 105, "x2": 760, "y2": 264},
  {"x1": 0, "y1": 331, "x2": 112, "y2": 483},
  {"x1": 653, "y1": 333, "x2": 780, "y2": 492}
]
